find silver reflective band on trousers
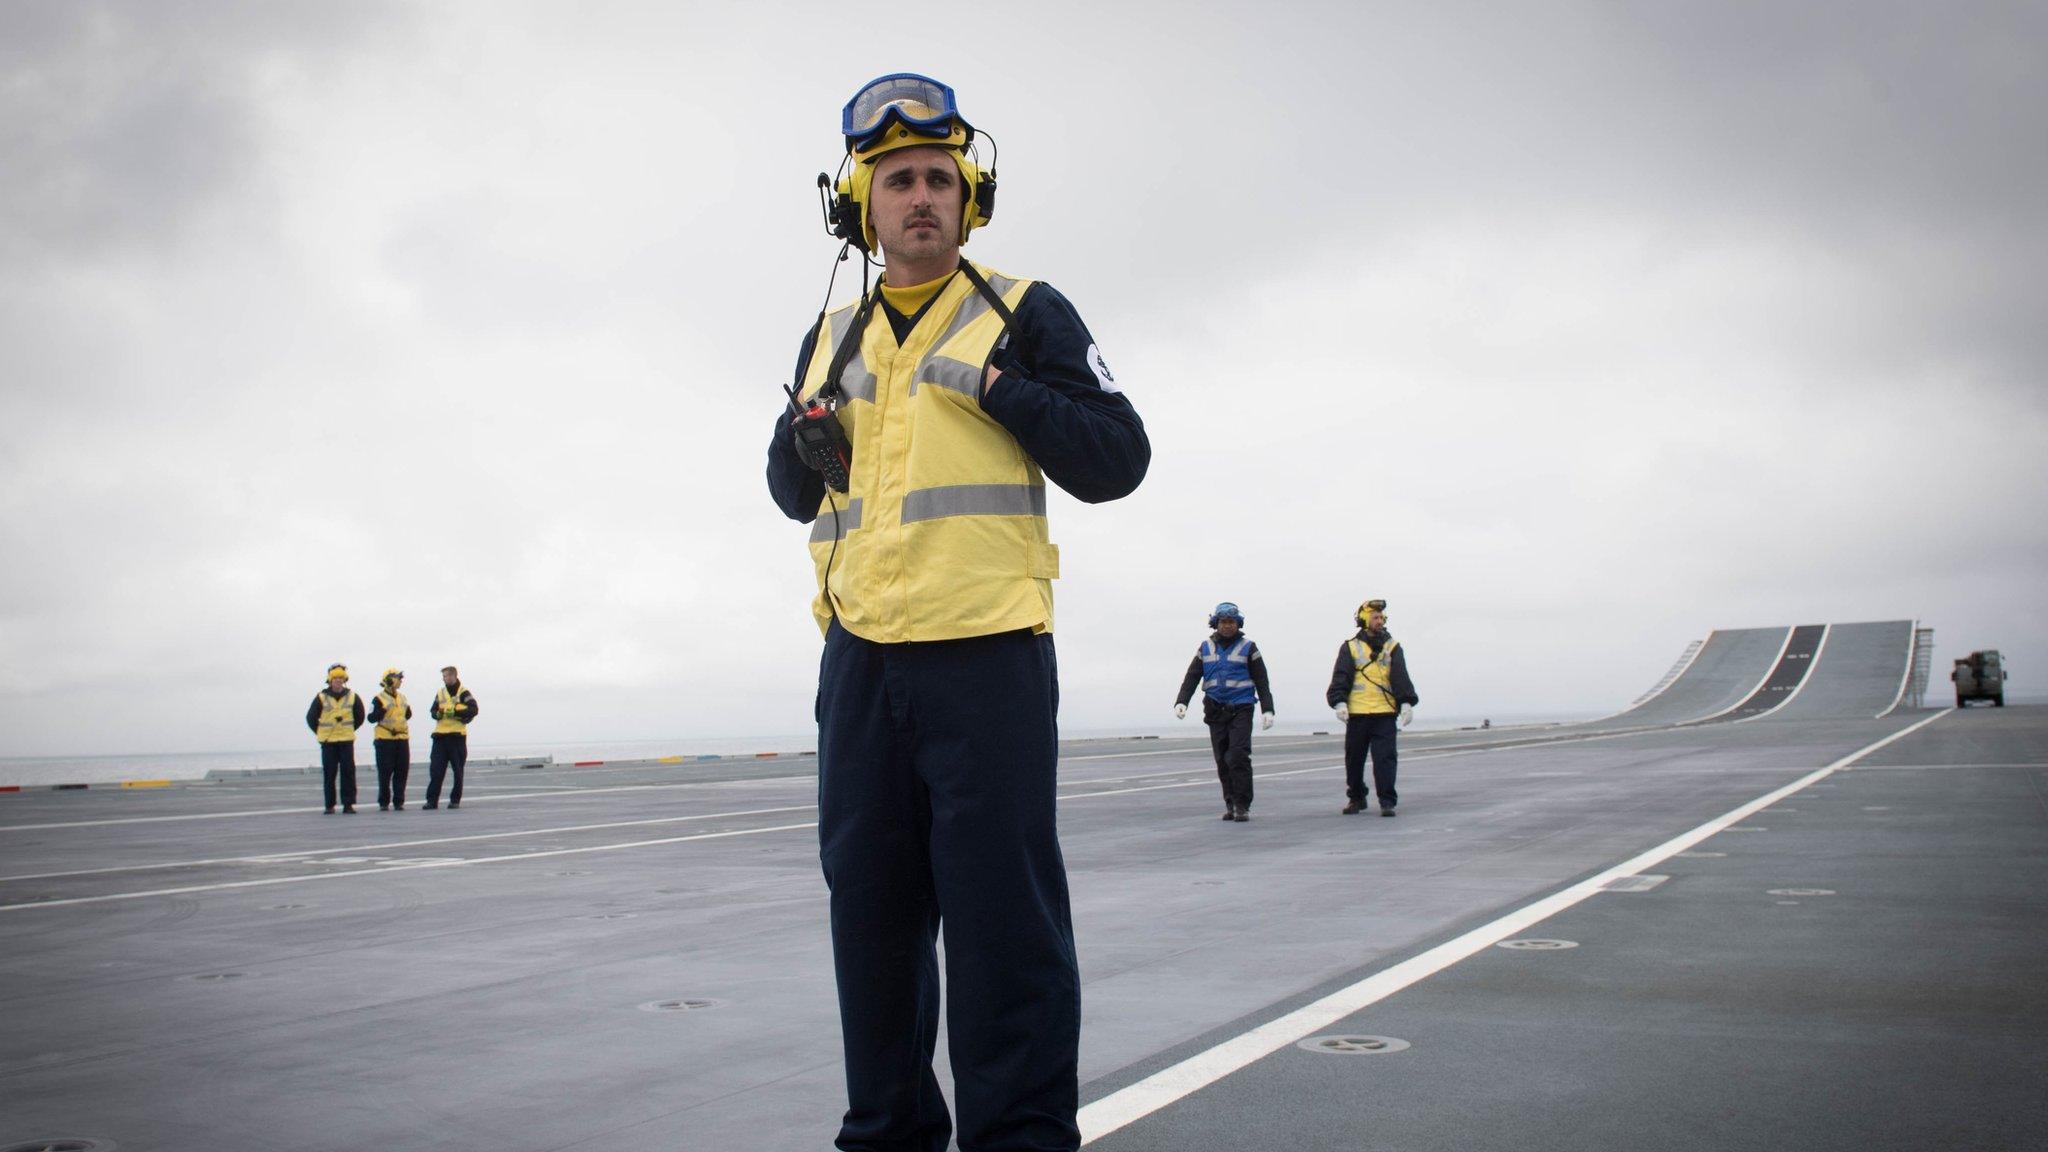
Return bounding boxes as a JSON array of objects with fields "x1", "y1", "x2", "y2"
[{"x1": 900, "y1": 484, "x2": 1047, "y2": 524}]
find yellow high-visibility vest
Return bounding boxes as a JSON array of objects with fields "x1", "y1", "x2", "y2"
[
  {"x1": 434, "y1": 686, "x2": 470, "y2": 735},
  {"x1": 1347, "y1": 639, "x2": 1402, "y2": 715},
  {"x1": 374, "y1": 690, "x2": 409, "y2": 740},
  {"x1": 797, "y1": 262, "x2": 1058, "y2": 642},
  {"x1": 315, "y1": 691, "x2": 358, "y2": 743}
]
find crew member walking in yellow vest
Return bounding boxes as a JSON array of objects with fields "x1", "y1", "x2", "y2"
[
  {"x1": 423, "y1": 665, "x2": 477, "y2": 810},
  {"x1": 766, "y1": 74, "x2": 1148, "y2": 1151},
  {"x1": 367, "y1": 668, "x2": 413, "y2": 811},
  {"x1": 1325, "y1": 600, "x2": 1419, "y2": 816},
  {"x1": 305, "y1": 663, "x2": 364, "y2": 815}
]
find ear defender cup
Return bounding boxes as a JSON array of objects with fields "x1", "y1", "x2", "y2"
[
  {"x1": 830, "y1": 177, "x2": 870, "y2": 253},
  {"x1": 969, "y1": 166, "x2": 995, "y2": 229}
]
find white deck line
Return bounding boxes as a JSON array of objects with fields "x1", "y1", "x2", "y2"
[
  {"x1": 1074, "y1": 707, "x2": 1955, "y2": 1145},
  {"x1": 0, "y1": 723, "x2": 1744, "y2": 913},
  {"x1": 1732, "y1": 623, "x2": 1831, "y2": 725},
  {"x1": 1877, "y1": 617, "x2": 1920, "y2": 718},
  {"x1": 1680, "y1": 625, "x2": 1795, "y2": 726}
]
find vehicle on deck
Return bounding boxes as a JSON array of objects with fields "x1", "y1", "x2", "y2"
[{"x1": 1952, "y1": 650, "x2": 2006, "y2": 707}]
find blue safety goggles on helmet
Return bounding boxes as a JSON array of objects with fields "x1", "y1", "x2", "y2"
[
  {"x1": 1209, "y1": 602, "x2": 1244, "y2": 628},
  {"x1": 842, "y1": 72, "x2": 973, "y2": 152}
]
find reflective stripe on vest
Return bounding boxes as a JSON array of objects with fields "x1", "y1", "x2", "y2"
[
  {"x1": 798, "y1": 263, "x2": 1058, "y2": 643},
  {"x1": 435, "y1": 686, "x2": 469, "y2": 736},
  {"x1": 809, "y1": 497, "x2": 862, "y2": 544},
  {"x1": 1201, "y1": 638, "x2": 1258, "y2": 707},
  {"x1": 1347, "y1": 638, "x2": 1401, "y2": 715},
  {"x1": 316, "y1": 691, "x2": 357, "y2": 743},
  {"x1": 374, "y1": 690, "x2": 409, "y2": 740}
]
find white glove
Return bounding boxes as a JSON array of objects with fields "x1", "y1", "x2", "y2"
[
  {"x1": 1399, "y1": 703, "x2": 1414, "y2": 729},
  {"x1": 1333, "y1": 703, "x2": 1349, "y2": 722},
  {"x1": 1174, "y1": 704, "x2": 1186, "y2": 720},
  {"x1": 1261, "y1": 712, "x2": 1274, "y2": 731}
]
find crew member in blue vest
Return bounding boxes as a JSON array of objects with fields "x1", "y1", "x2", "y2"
[
  {"x1": 1173, "y1": 602, "x2": 1275, "y2": 822},
  {"x1": 1326, "y1": 599, "x2": 1419, "y2": 816},
  {"x1": 766, "y1": 73, "x2": 1148, "y2": 1152}
]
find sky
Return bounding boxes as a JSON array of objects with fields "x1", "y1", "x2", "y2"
[{"x1": 2, "y1": 1, "x2": 2044, "y2": 759}]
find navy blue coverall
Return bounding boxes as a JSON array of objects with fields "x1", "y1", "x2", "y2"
[{"x1": 768, "y1": 280, "x2": 1149, "y2": 1152}]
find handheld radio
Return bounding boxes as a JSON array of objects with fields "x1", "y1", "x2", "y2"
[{"x1": 783, "y1": 384, "x2": 852, "y2": 493}]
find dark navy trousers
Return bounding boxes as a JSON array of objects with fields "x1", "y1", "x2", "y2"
[
  {"x1": 1205, "y1": 701, "x2": 1255, "y2": 811},
  {"x1": 319, "y1": 742, "x2": 357, "y2": 809},
  {"x1": 817, "y1": 620, "x2": 1080, "y2": 1152},
  {"x1": 426, "y1": 733, "x2": 466, "y2": 805},
  {"x1": 374, "y1": 739, "x2": 410, "y2": 807},
  {"x1": 1343, "y1": 713, "x2": 1399, "y2": 808}
]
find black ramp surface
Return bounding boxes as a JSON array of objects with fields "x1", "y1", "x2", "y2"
[
  {"x1": 1769, "y1": 619, "x2": 1914, "y2": 721},
  {"x1": 1084, "y1": 707, "x2": 2048, "y2": 1151},
  {"x1": 1585, "y1": 626, "x2": 1788, "y2": 729},
  {"x1": 1705, "y1": 622, "x2": 1825, "y2": 722}
]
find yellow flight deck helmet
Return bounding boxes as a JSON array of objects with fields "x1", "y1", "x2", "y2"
[
  {"x1": 1355, "y1": 599, "x2": 1388, "y2": 627},
  {"x1": 825, "y1": 72, "x2": 997, "y2": 253},
  {"x1": 381, "y1": 668, "x2": 404, "y2": 688},
  {"x1": 326, "y1": 663, "x2": 349, "y2": 682}
]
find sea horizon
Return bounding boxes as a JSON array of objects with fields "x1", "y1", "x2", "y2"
[{"x1": 0, "y1": 711, "x2": 1606, "y2": 787}]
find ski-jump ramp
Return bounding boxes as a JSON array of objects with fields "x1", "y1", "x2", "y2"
[
  {"x1": 1584, "y1": 625, "x2": 1789, "y2": 729},
  {"x1": 1598, "y1": 619, "x2": 1917, "y2": 728}
]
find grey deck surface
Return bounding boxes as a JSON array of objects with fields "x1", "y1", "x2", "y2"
[
  {"x1": 1086, "y1": 705, "x2": 2048, "y2": 1152},
  {"x1": 3, "y1": 708, "x2": 2042, "y2": 1151},
  {"x1": 1585, "y1": 626, "x2": 1788, "y2": 729},
  {"x1": 1766, "y1": 619, "x2": 1914, "y2": 722}
]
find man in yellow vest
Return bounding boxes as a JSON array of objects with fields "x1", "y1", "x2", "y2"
[
  {"x1": 305, "y1": 663, "x2": 364, "y2": 814},
  {"x1": 1325, "y1": 600, "x2": 1419, "y2": 816},
  {"x1": 424, "y1": 665, "x2": 477, "y2": 810},
  {"x1": 766, "y1": 73, "x2": 1149, "y2": 1152},
  {"x1": 367, "y1": 668, "x2": 413, "y2": 811}
]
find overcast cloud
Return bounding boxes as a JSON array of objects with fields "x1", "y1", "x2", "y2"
[{"x1": 2, "y1": 1, "x2": 2043, "y2": 760}]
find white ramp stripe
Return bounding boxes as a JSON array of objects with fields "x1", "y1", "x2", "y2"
[
  {"x1": 1076, "y1": 707, "x2": 1953, "y2": 1144},
  {"x1": 1733, "y1": 623, "x2": 1831, "y2": 724},
  {"x1": 1878, "y1": 617, "x2": 1920, "y2": 718}
]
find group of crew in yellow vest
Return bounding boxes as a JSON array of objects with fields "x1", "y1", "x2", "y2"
[{"x1": 306, "y1": 664, "x2": 479, "y2": 814}]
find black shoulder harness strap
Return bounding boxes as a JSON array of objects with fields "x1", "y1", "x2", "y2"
[
  {"x1": 956, "y1": 258, "x2": 1018, "y2": 330},
  {"x1": 819, "y1": 286, "x2": 882, "y2": 404},
  {"x1": 823, "y1": 262, "x2": 1016, "y2": 402}
]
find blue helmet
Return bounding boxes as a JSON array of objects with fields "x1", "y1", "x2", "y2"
[{"x1": 1208, "y1": 601, "x2": 1243, "y2": 628}]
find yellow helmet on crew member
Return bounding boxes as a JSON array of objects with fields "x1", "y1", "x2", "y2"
[
  {"x1": 826, "y1": 72, "x2": 996, "y2": 254},
  {"x1": 326, "y1": 663, "x2": 349, "y2": 682},
  {"x1": 381, "y1": 668, "x2": 404, "y2": 689},
  {"x1": 1355, "y1": 599, "x2": 1388, "y2": 628}
]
